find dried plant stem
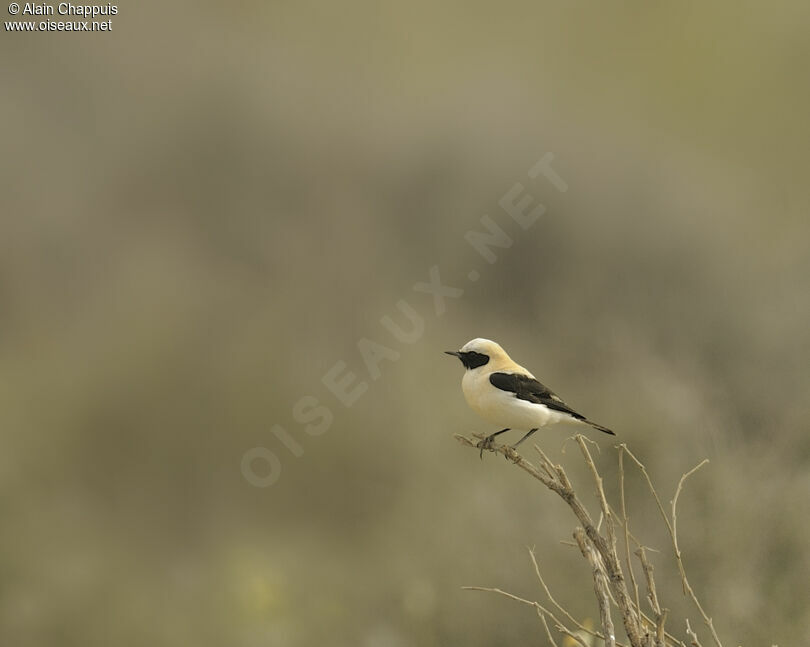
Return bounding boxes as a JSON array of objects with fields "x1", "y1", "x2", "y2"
[
  {"x1": 455, "y1": 433, "x2": 645, "y2": 646},
  {"x1": 537, "y1": 609, "x2": 561, "y2": 647},
  {"x1": 575, "y1": 527, "x2": 616, "y2": 647},
  {"x1": 529, "y1": 548, "x2": 604, "y2": 642},
  {"x1": 619, "y1": 446, "x2": 719, "y2": 647},
  {"x1": 461, "y1": 586, "x2": 590, "y2": 647},
  {"x1": 619, "y1": 449, "x2": 642, "y2": 618},
  {"x1": 636, "y1": 546, "x2": 667, "y2": 647},
  {"x1": 685, "y1": 619, "x2": 704, "y2": 647},
  {"x1": 571, "y1": 438, "x2": 643, "y2": 647},
  {"x1": 455, "y1": 433, "x2": 720, "y2": 647}
]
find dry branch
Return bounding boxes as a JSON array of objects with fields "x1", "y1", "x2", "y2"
[
  {"x1": 619, "y1": 447, "x2": 719, "y2": 647},
  {"x1": 455, "y1": 433, "x2": 718, "y2": 647}
]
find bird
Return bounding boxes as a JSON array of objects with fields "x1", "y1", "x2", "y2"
[{"x1": 445, "y1": 338, "x2": 614, "y2": 456}]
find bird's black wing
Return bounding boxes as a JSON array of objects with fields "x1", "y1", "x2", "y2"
[
  {"x1": 489, "y1": 372, "x2": 616, "y2": 435},
  {"x1": 488, "y1": 372, "x2": 585, "y2": 420}
]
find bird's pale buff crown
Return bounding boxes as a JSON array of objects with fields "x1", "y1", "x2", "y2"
[{"x1": 458, "y1": 338, "x2": 505, "y2": 357}]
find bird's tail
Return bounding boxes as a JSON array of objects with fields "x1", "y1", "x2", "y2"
[{"x1": 583, "y1": 419, "x2": 615, "y2": 436}]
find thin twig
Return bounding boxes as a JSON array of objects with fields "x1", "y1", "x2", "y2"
[
  {"x1": 620, "y1": 446, "x2": 720, "y2": 647},
  {"x1": 461, "y1": 586, "x2": 587, "y2": 647},
  {"x1": 529, "y1": 548, "x2": 611, "y2": 644},
  {"x1": 685, "y1": 619, "x2": 704, "y2": 647},
  {"x1": 618, "y1": 449, "x2": 641, "y2": 619},
  {"x1": 537, "y1": 609, "x2": 561, "y2": 647},
  {"x1": 672, "y1": 460, "x2": 711, "y2": 586},
  {"x1": 577, "y1": 436, "x2": 618, "y2": 568}
]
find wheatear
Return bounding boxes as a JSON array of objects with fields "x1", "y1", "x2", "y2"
[{"x1": 446, "y1": 338, "x2": 614, "y2": 456}]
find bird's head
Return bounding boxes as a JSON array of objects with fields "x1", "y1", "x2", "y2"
[{"x1": 444, "y1": 338, "x2": 509, "y2": 370}]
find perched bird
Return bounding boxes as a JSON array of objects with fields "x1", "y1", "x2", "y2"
[{"x1": 446, "y1": 338, "x2": 614, "y2": 456}]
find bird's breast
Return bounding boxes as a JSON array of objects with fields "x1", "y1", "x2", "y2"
[{"x1": 461, "y1": 371, "x2": 515, "y2": 424}]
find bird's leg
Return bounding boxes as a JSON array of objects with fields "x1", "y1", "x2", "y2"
[
  {"x1": 477, "y1": 428, "x2": 510, "y2": 459},
  {"x1": 511, "y1": 428, "x2": 538, "y2": 449}
]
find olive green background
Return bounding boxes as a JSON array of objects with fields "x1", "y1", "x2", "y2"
[{"x1": 2, "y1": 3, "x2": 809, "y2": 645}]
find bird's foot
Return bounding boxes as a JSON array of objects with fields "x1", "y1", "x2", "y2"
[{"x1": 476, "y1": 435, "x2": 496, "y2": 459}]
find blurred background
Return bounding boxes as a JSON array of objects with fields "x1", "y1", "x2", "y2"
[{"x1": 2, "y1": 3, "x2": 809, "y2": 645}]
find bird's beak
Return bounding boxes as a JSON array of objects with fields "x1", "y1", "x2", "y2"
[{"x1": 445, "y1": 350, "x2": 461, "y2": 357}]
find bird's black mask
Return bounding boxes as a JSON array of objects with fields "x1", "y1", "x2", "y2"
[{"x1": 446, "y1": 350, "x2": 490, "y2": 369}]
